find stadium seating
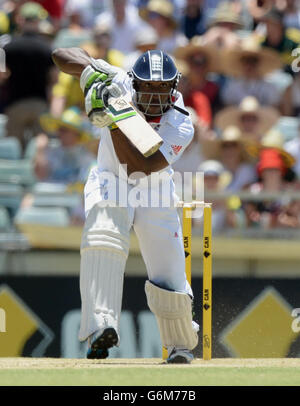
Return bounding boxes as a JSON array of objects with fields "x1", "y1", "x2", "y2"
[
  {"x1": 24, "y1": 137, "x2": 37, "y2": 160},
  {"x1": 0, "y1": 205, "x2": 11, "y2": 230},
  {"x1": 0, "y1": 159, "x2": 36, "y2": 185},
  {"x1": 0, "y1": 114, "x2": 7, "y2": 138},
  {"x1": 14, "y1": 206, "x2": 70, "y2": 227},
  {"x1": 276, "y1": 116, "x2": 300, "y2": 142},
  {"x1": 52, "y1": 30, "x2": 91, "y2": 49},
  {"x1": 31, "y1": 191, "x2": 82, "y2": 210},
  {"x1": 27, "y1": 182, "x2": 82, "y2": 211},
  {"x1": 30, "y1": 182, "x2": 68, "y2": 194},
  {"x1": 0, "y1": 183, "x2": 24, "y2": 215},
  {"x1": 0, "y1": 137, "x2": 22, "y2": 160}
]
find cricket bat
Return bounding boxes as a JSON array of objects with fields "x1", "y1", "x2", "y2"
[{"x1": 106, "y1": 96, "x2": 163, "y2": 157}]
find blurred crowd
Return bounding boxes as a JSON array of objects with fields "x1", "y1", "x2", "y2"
[{"x1": 1, "y1": 0, "x2": 300, "y2": 235}]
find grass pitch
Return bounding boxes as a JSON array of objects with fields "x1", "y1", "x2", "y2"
[{"x1": 0, "y1": 358, "x2": 300, "y2": 386}]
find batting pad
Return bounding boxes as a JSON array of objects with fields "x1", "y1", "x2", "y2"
[
  {"x1": 81, "y1": 204, "x2": 131, "y2": 256},
  {"x1": 78, "y1": 205, "x2": 131, "y2": 342},
  {"x1": 145, "y1": 280, "x2": 199, "y2": 350},
  {"x1": 78, "y1": 249, "x2": 125, "y2": 342}
]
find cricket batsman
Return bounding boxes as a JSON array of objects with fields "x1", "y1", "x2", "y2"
[{"x1": 52, "y1": 47, "x2": 199, "y2": 363}]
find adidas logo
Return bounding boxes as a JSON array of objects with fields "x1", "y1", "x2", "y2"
[{"x1": 171, "y1": 145, "x2": 182, "y2": 155}]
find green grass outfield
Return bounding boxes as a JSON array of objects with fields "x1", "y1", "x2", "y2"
[{"x1": 0, "y1": 358, "x2": 300, "y2": 386}]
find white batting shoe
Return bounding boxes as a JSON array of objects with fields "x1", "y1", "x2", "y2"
[{"x1": 166, "y1": 347, "x2": 194, "y2": 364}]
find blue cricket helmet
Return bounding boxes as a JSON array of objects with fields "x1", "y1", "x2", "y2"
[
  {"x1": 131, "y1": 49, "x2": 179, "y2": 82},
  {"x1": 129, "y1": 50, "x2": 180, "y2": 116}
]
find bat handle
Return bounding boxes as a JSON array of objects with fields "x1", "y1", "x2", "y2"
[{"x1": 173, "y1": 105, "x2": 189, "y2": 116}]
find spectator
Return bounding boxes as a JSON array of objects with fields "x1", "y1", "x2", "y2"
[
  {"x1": 80, "y1": 22, "x2": 124, "y2": 66},
  {"x1": 206, "y1": 0, "x2": 244, "y2": 30},
  {"x1": 20, "y1": 107, "x2": 96, "y2": 226},
  {"x1": 50, "y1": 22, "x2": 124, "y2": 118},
  {"x1": 175, "y1": 58, "x2": 213, "y2": 128},
  {"x1": 50, "y1": 70, "x2": 84, "y2": 118},
  {"x1": 219, "y1": 35, "x2": 283, "y2": 107},
  {"x1": 280, "y1": 70, "x2": 300, "y2": 116},
  {"x1": 95, "y1": 0, "x2": 147, "y2": 54},
  {"x1": 62, "y1": 0, "x2": 108, "y2": 29},
  {"x1": 0, "y1": 11, "x2": 10, "y2": 112},
  {"x1": 139, "y1": 0, "x2": 188, "y2": 54},
  {"x1": 246, "y1": 127, "x2": 296, "y2": 195},
  {"x1": 2, "y1": 0, "x2": 27, "y2": 35},
  {"x1": 281, "y1": 0, "x2": 300, "y2": 30},
  {"x1": 255, "y1": 128, "x2": 296, "y2": 173},
  {"x1": 253, "y1": 148, "x2": 294, "y2": 192},
  {"x1": 194, "y1": 159, "x2": 230, "y2": 232},
  {"x1": 0, "y1": 10, "x2": 10, "y2": 47},
  {"x1": 180, "y1": 0, "x2": 206, "y2": 39},
  {"x1": 4, "y1": 0, "x2": 55, "y2": 40},
  {"x1": 246, "y1": 0, "x2": 274, "y2": 23},
  {"x1": 52, "y1": 2, "x2": 91, "y2": 49},
  {"x1": 174, "y1": 36, "x2": 220, "y2": 124},
  {"x1": 35, "y1": 107, "x2": 96, "y2": 184},
  {"x1": 214, "y1": 96, "x2": 280, "y2": 142},
  {"x1": 202, "y1": 125, "x2": 257, "y2": 192},
  {"x1": 276, "y1": 198, "x2": 300, "y2": 228},
  {"x1": 33, "y1": 0, "x2": 65, "y2": 31},
  {"x1": 244, "y1": 142, "x2": 296, "y2": 229},
  {"x1": 3, "y1": 2, "x2": 56, "y2": 152},
  {"x1": 122, "y1": 25, "x2": 158, "y2": 72},
  {"x1": 256, "y1": 6, "x2": 300, "y2": 70},
  {"x1": 202, "y1": 1, "x2": 243, "y2": 49},
  {"x1": 283, "y1": 124, "x2": 300, "y2": 178}
]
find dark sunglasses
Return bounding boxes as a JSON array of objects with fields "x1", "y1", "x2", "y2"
[
  {"x1": 240, "y1": 56, "x2": 260, "y2": 65},
  {"x1": 240, "y1": 114, "x2": 259, "y2": 122},
  {"x1": 222, "y1": 141, "x2": 240, "y2": 148},
  {"x1": 189, "y1": 56, "x2": 207, "y2": 66}
]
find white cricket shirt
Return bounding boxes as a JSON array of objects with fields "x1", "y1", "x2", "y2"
[{"x1": 96, "y1": 68, "x2": 194, "y2": 186}]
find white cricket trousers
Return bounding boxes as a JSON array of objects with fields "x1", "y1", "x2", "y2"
[
  {"x1": 83, "y1": 167, "x2": 191, "y2": 293},
  {"x1": 78, "y1": 168, "x2": 192, "y2": 341}
]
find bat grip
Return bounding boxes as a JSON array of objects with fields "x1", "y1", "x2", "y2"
[{"x1": 173, "y1": 105, "x2": 189, "y2": 116}]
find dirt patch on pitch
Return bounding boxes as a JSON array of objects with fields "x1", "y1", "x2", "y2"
[{"x1": 1, "y1": 358, "x2": 300, "y2": 369}]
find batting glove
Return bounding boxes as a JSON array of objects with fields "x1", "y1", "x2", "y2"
[
  {"x1": 80, "y1": 58, "x2": 122, "y2": 96},
  {"x1": 80, "y1": 58, "x2": 123, "y2": 128},
  {"x1": 84, "y1": 81, "x2": 121, "y2": 128}
]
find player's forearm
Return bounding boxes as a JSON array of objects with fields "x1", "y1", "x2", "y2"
[
  {"x1": 111, "y1": 128, "x2": 168, "y2": 176},
  {"x1": 52, "y1": 47, "x2": 92, "y2": 78}
]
